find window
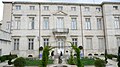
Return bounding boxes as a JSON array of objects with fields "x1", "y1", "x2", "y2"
[
  {"x1": 98, "y1": 38, "x2": 105, "y2": 50},
  {"x1": 71, "y1": 18, "x2": 77, "y2": 30},
  {"x1": 16, "y1": 5, "x2": 21, "y2": 10},
  {"x1": 114, "y1": 17, "x2": 120, "y2": 29},
  {"x1": 113, "y1": 6, "x2": 118, "y2": 10},
  {"x1": 44, "y1": 6, "x2": 49, "y2": 10},
  {"x1": 85, "y1": 7, "x2": 90, "y2": 11},
  {"x1": 28, "y1": 17, "x2": 34, "y2": 29},
  {"x1": 85, "y1": 18, "x2": 91, "y2": 30},
  {"x1": 28, "y1": 38, "x2": 34, "y2": 50},
  {"x1": 58, "y1": 6, "x2": 63, "y2": 11},
  {"x1": 6, "y1": 21, "x2": 10, "y2": 30},
  {"x1": 86, "y1": 38, "x2": 92, "y2": 49},
  {"x1": 56, "y1": 17, "x2": 64, "y2": 29},
  {"x1": 13, "y1": 39, "x2": 19, "y2": 50},
  {"x1": 72, "y1": 38, "x2": 78, "y2": 46},
  {"x1": 43, "y1": 38, "x2": 49, "y2": 47},
  {"x1": 97, "y1": 18, "x2": 103, "y2": 30},
  {"x1": 57, "y1": 39, "x2": 64, "y2": 48},
  {"x1": 14, "y1": 17, "x2": 21, "y2": 29},
  {"x1": 96, "y1": 8, "x2": 101, "y2": 12},
  {"x1": 30, "y1": 6, "x2": 35, "y2": 10},
  {"x1": 71, "y1": 7, "x2": 76, "y2": 11},
  {"x1": 0, "y1": 49, "x2": 2, "y2": 56},
  {"x1": 117, "y1": 37, "x2": 120, "y2": 47},
  {"x1": 43, "y1": 17, "x2": 49, "y2": 29}
]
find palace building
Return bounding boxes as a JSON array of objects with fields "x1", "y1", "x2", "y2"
[{"x1": 1, "y1": 1, "x2": 120, "y2": 57}]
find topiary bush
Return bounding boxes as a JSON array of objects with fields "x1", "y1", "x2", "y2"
[
  {"x1": 68, "y1": 51, "x2": 75, "y2": 65},
  {"x1": 94, "y1": 59, "x2": 105, "y2": 67},
  {"x1": 14, "y1": 57, "x2": 26, "y2": 67}
]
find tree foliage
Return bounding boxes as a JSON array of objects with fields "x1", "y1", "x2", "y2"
[{"x1": 41, "y1": 46, "x2": 54, "y2": 67}]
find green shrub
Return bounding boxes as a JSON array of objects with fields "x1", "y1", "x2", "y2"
[
  {"x1": 68, "y1": 51, "x2": 75, "y2": 65},
  {"x1": 14, "y1": 57, "x2": 26, "y2": 67},
  {"x1": 94, "y1": 59, "x2": 105, "y2": 67},
  {"x1": 0, "y1": 56, "x2": 6, "y2": 62},
  {"x1": 107, "y1": 54, "x2": 113, "y2": 59}
]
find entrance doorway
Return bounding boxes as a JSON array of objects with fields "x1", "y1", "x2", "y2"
[{"x1": 57, "y1": 38, "x2": 65, "y2": 56}]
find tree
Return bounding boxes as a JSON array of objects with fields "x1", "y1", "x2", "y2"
[
  {"x1": 69, "y1": 42, "x2": 84, "y2": 67},
  {"x1": 41, "y1": 46, "x2": 54, "y2": 67}
]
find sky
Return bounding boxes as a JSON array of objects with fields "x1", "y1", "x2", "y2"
[{"x1": 0, "y1": 0, "x2": 120, "y2": 21}]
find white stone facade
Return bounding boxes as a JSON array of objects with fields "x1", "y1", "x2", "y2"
[{"x1": 1, "y1": 1, "x2": 120, "y2": 57}]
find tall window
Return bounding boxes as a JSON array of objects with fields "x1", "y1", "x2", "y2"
[
  {"x1": 58, "y1": 6, "x2": 63, "y2": 11},
  {"x1": 98, "y1": 38, "x2": 105, "y2": 50},
  {"x1": 72, "y1": 38, "x2": 78, "y2": 46},
  {"x1": 56, "y1": 17, "x2": 64, "y2": 29},
  {"x1": 71, "y1": 18, "x2": 77, "y2": 30},
  {"x1": 117, "y1": 37, "x2": 120, "y2": 47},
  {"x1": 0, "y1": 49, "x2": 2, "y2": 56},
  {"x1": 57, "y1": 39, "x2": 64, "y2": 48},
  {"x1": 13, "y1": 39, "x2": 19, "y2": 50},
  {"x1": 71, "y1": 7, "x2": 76, "y2": 11},
  {"x1": 85, "y1": 18, "x2": 91, "y2": 30},
  {"x1": 30, "y1": 6, "x2": 35, "y2": 10},
  {"x1": 97, "y1": 18, "x2": 103, "y2": 30},
  {"x1": 14, "y1": 17, "x2": 21, "y2": 29},
  {"x1": 114, "y1": 17, "x2": 120, "y2": 29},
  {"x1": 16, "y1": 5, "x2": 21, "y2": 10},
  {"x1": 6, "y1": 21, "x2": 10, "y2": 30},
  {"x1": 43, "y1": 38, "x2": 49, "y2": 47},
  {"x1": 43, "y1": 17, "x2": 49, "y2": 29},
  {"x1": 28, "y1": 38, "x2": 34, "y2": 50},
  {"x1": 86, "y1": 38, "x2": 92, "y2": 49},
  {"x1": 44, "y1": 6, "x2": 49, "y2": 10},
  {"x1": 85, "y1": 7, "x2": 90, "y2": 11},
  {"x1": 28, "y1": 17, "x2": 34, "y2": 29}
]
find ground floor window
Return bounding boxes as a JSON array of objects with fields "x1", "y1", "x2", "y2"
[
  {"x1": 13, "y1": 39, "x2": 19, "y2": 50},
  {"x1": 0, "y1": 49, "x2": 2, "y2": 56}
]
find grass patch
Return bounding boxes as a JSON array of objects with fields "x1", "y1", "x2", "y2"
[
  {"x1": 67, "y1": 57, "x2": 95, "y2": 65},
  {"x1": 25, "y1": 58, "x2": 53, "y2": 66},
  {"x1": 81, "y1": 58, "x2": 95, "y2": 65}
]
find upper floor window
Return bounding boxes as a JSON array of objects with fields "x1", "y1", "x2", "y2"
[
  {"x1": 72, "y1": 38, "x2": 78, "y2": 46},
  {"x1": 114, "y1": 17, "x2": 120, "y2": 29},
  {"x1": 43, "y1": 17, "x2": 49, "y2": 29},
  {"x1": 56, "y1": 17, "x2": 64, "y2": 29},
  {"x1": 58, "y1": 6, "x2": 63, "y2": 11},
  {"x1": 6, "y1": 21, "x2": 10, "y2": 30},
  {"x1": 16, "y1": 5, "x2": 21, "y2": 10},
  {"x1": 14, "y1": 17, "x2": 21, "y2": 29},
  {"x1": 71, "y1": 7, "x2": 76, "y2": 11},
  {"x1": 96, "y1": 8, "x2": 101, "y2": 12},
  {"x1": 28, "y1": 17, "x2": 35, "y2": 29},
  {"x1": 43, "y1": 38, "x2": 49, "y2": 47},
  {"x1": 71, "y1": 18, "x2": 77, "y2": 30},
  {"x1": 28, "y1": 38, "x2": 34, "y2": 50},
  {"x1": 85, "y1": 7, "x2": 90, "y2": 11},
  {"x1": 85, "y1": 18, "x2": 91, "y2": 30},
  {"x1": 13, "y1": 38, "x2": 19, "y2": 50},
  {"x1": 30, "y1": 6, "x2": 35, "y2": 10},
  {"x1": 97, "y1": 18, "x2": 103, "y2": 30},
  {"x1": 44, "y1": 6, "x2": 49, "y2": 10},
  {"x1": 113, "y1": 6, "x2": 118, "y2": 10}
]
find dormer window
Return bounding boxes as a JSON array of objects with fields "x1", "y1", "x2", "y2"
[
  {"x1": 58, "y1": 6, "x2": 63, "y2": 11},
  {"x1": 113, "y1": 6, "x2": 118, "y2": 10}
]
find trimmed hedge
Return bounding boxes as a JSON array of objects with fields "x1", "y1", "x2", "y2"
[
  {"x1": 14, "y1": 57, "x2": 26, "y2": 67},
  {"x1": 0, "y1": 54, "x2": 17, "y2": 62},
  {"x1": 94, "y1": 59, "x2": 105, "y2": 67}
]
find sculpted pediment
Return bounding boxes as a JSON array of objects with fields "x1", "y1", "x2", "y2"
[{"x1": 53, "y1": 11, "x2": 67, "y2": 16}]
